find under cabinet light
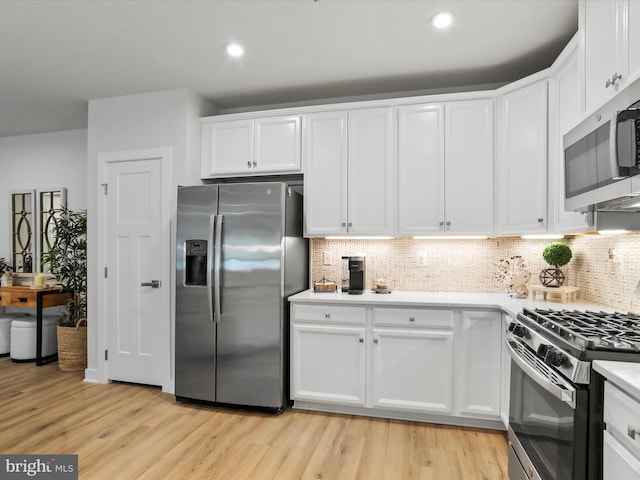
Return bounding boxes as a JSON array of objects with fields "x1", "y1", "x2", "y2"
[
  {"x1": 598, "y1": 229, "x2": 628, "y2": 235},
  {"x1": 521, "y1": 234, "x2": 565, "y2": 240},
  {"x1": 325, "y1": 236, "x2": 394, "y2": 240},
  {"x1": 431, "y1": 11, "x2": 454, "y2": 29},
  {"x1": 225, "y1": 43, "x2": 245, "y2": 57},
  {"x1": 413, "y1": 236, "x2": 488, "y2": 240}
]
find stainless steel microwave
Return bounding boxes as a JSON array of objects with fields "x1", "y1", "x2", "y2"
[{"x1": 564, "y1": 77, "x2": 640, "y2": 212}]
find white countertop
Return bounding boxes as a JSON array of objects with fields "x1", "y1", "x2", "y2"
[
  {"x1": 289, "y1": 289, "x2": 607, "y2": 318},
  {"x1": 594, "y1": 360, "x2": 640, "y2": 400}
]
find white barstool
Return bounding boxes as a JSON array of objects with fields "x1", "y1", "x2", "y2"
[
  {"x1": 10, "y1": 315, "x2": 58, "y2": 361},
  {"x1": 0, "y1": 313, "x2": 29, "y2": 356}
]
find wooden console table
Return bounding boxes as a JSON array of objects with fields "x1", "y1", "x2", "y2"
[{"x1": 0, "y1": 286, "x2": 72, "y2": 365}]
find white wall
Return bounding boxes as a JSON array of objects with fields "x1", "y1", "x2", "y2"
[
  {"x1": 86, "y1": 88, "x2": 216, "y2": 387},
  {"x1": 0, "y1": 129, "x2": 88, "y2": 262}
]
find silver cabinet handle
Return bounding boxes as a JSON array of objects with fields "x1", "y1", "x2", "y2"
[
  {"x1": 538, "y1": 217, "x2": 544, "y2": 223},
  {"x1": 247, "y1": 161, "x2": 252, "y2": 168},
  {"x1": 141, "y1": 280, "x2": 160, "y2": 288},
  {"x1": 324, "y1": 313, "x2": 331, "y2": 318},
  {"x1": 373, "y1": 338, "x2": 379, "y2": 344},
  {"x1": 605, "y1": 72, "x2": 622, "y2": 88},
  {"x1": 629, "y1": 426, "x2": 639, "y2": 440},
  {"x1": 253, "y1": 161, "x2": 257, "y2": 167},
  {"x1": 409, "y1": 316, "x2": 415, "y2": 322},
  {"x1": 359, "y1": 338, "x2": 364, "y2": 343}
]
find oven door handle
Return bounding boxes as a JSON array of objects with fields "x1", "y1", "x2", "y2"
[{"x1": 506, "y1": 338, "x2": 577, "y2": 409}]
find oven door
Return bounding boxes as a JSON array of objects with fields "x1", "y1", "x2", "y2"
[{"x1": 506, "y1": 337, "x2": 589, "y2": 480}]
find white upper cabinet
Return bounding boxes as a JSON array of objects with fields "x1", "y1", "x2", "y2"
[
  {"x1": 304, "y1": 107, "x2": 396, "y2": 237},
  {"x1": 201, "y1": 115, "x2": 301, "y2": 178},
  {"x1": 581, "y1": 0, "x2": 639, "y2": 114},
  {"x1": 548, "y1": 39, "x2": 591, "y2": 233},
  {"x1": 397, "y1": 104, "x2": 445, "y2": 235},
  {"x1": 444, "y1": 100, "x2": 495, "y2": 235},
  {"x1": 398, "y1": 100, "x2": 493, "y2": 236},
  {"x1": 495, "y1": 79, "x2": 548, "y2": 235},
  {"x1": 303, "y1": 112, "x2": 347, "y2": 237}
]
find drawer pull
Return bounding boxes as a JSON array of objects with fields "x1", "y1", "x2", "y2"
[
  {"x1": 409, "y1": 316, "x2": 415, "y2": 322},
  {"x1": 324, "y1": 313, "x2": 331, "y2": 318},
  {"x1": 628, "y1": 426, "x2": 639, "y2": 440},
  {"x1": 17, "y1": 297, "x2": 28, "y2": 303},
  {"x1": 358, "y1": 338, "x2": 364, "y2": 343},
  {"x1": 373, "y1": 338, "x2": 379, "y2": 344}
]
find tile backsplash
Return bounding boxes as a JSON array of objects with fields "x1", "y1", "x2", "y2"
[{"x1": 310, "y1": 232, "x2": 640, "y2": 312}]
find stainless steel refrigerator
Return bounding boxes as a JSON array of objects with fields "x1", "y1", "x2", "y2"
[{"x1": 175, "y1": 182, "x2": 308, "y2": 411}]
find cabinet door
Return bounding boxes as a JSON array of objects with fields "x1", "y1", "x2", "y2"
[
  {"x1": 500, "y1": 314, "x2": 513, "y2": 428},
  {"x1": 444, "y1": 100, "x2": 494, "y2": 235},
  {"x1": 629, "y1": 0, "x2": 640, "y2": 82},
  {"x1": 303, "y1": 112, "x2": 348, "y2": 236},
  {"x1": 291, "y1": 323, "x2": 366, "y2": 405},
  {"x1": 347, "y1": 107, "x2": 396, "y2": 236},
  {"x1": 496, "y1": 81, "x2": 548, "y2": 235},
  {"x1": 456, "y1": 310, "x2": 502, "y2": 419},
  {"x1": 549, "y1": 46, "x2": 590, "y2": 233},
  {"x1": 371, "y1": 328, "x2": 454, "y2": 413},
  {"x1": 201, "y1": 120, "x2": 253, "y2": 177},
  {"x1": 254, "y1": 115, "x2": 301, "y2": 173},
  {"x1": 583, "y1": 0, "x2": 624, "y2": 112},
  {"x1": 397, "y1": 104, "x2": 445, "y2": 235},
  {"x1": 603, "y1": 430, "x2": 640, "y2": 480}
]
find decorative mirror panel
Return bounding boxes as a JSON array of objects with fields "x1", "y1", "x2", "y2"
[
  {"x1": 11, "y1": 190, "x2": 35, "y2": 273},
  {"x1": 39, "y1": 188, "x2": 67, "y2": 271}
]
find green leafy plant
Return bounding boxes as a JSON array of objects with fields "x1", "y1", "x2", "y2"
[
  {"x1": 542, "y1": 242, "x2": 572, "y2": 268},
  {"x1": 0, "y1": 258, "x2": 11, "y2": 275},
  {"x1": 41, "y1": 207, "x2": 87, "y2": 327}
]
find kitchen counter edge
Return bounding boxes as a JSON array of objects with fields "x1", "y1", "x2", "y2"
[
  {"x1": 593, "y1": 360, "x2": 640, "y2": 400},
  {"x1": 288, "y1": 289, "x2": 606, "y2": 319}
]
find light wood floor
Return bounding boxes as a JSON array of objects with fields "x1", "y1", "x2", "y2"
[{"x1": 0, "y1": 357, "x2": 508, "y2": 479}]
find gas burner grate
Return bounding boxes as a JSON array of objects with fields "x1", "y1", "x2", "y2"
[{"x1": 521, "y1": 308, "x2": 640, "y2": 352}]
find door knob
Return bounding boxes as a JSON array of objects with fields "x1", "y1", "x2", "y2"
[{"x1": 141, "y1": 280, "x2": 161, "y2": 288}]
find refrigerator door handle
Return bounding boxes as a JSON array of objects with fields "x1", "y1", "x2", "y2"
[
  {"x1": 213, "y1": 214, "x2": 223, "y2": 323},
  {"x1": 207, "y1": 215, "x2": 215, "y2": 323}
]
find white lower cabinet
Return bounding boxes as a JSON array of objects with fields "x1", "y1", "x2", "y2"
[
  {"x1": 455, "y1": 310, "x2": 502, "y2": 419},
  {"x1": 602, "y1": 381, "x2": 640, "y2": 479},
  {"x1": 291, "y1": 302, "x2": 503, "y2": 426},
  {"x1": 291, "y1": 323, "x2": 366, "y2": 405},
  {"x1": 371, "y1": 308, "x2": 455, "y2": 413}
]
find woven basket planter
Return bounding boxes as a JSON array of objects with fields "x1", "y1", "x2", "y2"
[{"x1": 57, "y1": 319, "x2": 87, "y2": 372}]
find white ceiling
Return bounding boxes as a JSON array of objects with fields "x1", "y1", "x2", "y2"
[{"x1": 0, "y1": 0, "x2": 578, "y2": 138}]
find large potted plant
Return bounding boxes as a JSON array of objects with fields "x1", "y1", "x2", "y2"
[
  {"x1": 539, "y1": 242, "x2": 573, "y2": 287},
  {"x1": 41, "y1": 207, "x2": 87, "y2": 371}
]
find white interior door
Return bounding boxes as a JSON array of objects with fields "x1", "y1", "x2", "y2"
[{"x1": 102, "y1": 150, "x2": 170, "y2": 387}]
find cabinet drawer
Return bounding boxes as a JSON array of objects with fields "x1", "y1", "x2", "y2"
[
  {"x1": 292, "y1": 304, "x2": 366, "y2": 325},
  {"x1": 604, "y1": 382, "x2": 640, "y2": 458},
  {"x1": 0, "y1": 292, "x2": 36, "y2": 308},
  {"x1": 373, "y1": 308, "x2": 454, "y2": 328}
]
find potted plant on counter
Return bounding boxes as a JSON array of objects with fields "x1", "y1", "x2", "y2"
[
  {"x1": 41, "y1": 207, "x2": 87, "y2": 371},
  {"x1": 539, "y1": 242, "x2": 573, "y2": 288}
]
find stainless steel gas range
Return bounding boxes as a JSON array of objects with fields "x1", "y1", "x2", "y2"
[{"x1": 506, "y1": 308, "x2": 640, "y2": 480}]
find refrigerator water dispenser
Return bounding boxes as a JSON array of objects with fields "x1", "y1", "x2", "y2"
[{"x1": 184, "y1": 239, "x2": 207, "y2": 286}]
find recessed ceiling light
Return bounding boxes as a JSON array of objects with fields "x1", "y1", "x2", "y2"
[
  {"x1": 431, "y1": 11, "x2": 454, "y2": 29},
  {"x1": 225, "y1": 43, "x2": 244, "y2": 57}
]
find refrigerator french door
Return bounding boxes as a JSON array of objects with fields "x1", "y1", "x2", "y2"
[{"x1": 175, "y1": 182, "x2": 307, "y2": 411}]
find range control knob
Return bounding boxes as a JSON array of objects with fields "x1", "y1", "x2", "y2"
[
  {"x1": 511, "y1": 324, "x2": 527, "y2": 338},
  {"x1": 544, "y1": 348, "x2": 565, "y2": 367},
  {"x1": 537, "y1": 344, "x2": 550, "y2": 358}
]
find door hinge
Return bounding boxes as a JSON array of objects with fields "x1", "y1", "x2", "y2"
[
  {"x1": 104, "y1": 267, "x2": 108, "y2": 278},
  {"x1": 104, "y1": 349, "x2": 108, "y2": 361},
  {"x1": 101, "y1": 183, "x2": 108, "y2": 195}
]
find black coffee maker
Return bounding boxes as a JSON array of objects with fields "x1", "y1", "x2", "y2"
[{"x1": 346, "y1": 256, "x2": 365, "y2": 295}]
